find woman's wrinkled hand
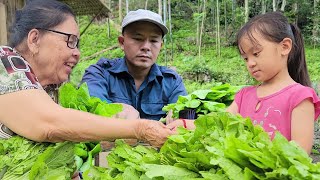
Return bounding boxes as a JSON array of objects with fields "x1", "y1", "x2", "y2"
[
  {"x1": 113, "y1": 103, "x2": 140, "y2": 119},
  {"x1": 134, "y1": 120, "x2": 175, "y2": 147}
]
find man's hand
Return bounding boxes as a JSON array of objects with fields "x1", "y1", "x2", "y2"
[{"x1": 113, "y1": 103, "x2": 140, "y2": 119}]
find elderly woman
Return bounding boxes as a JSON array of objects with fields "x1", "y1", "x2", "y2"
[{"x1": 0, "y1": 0, "x2": 173, "y2": 147}]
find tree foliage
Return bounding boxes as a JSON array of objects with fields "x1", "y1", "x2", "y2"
[{"x1": 73, "y1": 0, "x2": 320, "y2": 91}]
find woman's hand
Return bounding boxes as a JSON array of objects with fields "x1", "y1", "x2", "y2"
[
  {"x1": 134, "y1": 120, "x2": 175, "y2": 147},
  {"x1": 113, "y1": 103, "x2": 140, "y2": 119}
]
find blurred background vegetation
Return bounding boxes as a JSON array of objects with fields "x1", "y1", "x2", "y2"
[{"x1": 71, "y1": 0, "x2": 320, "y2": 94}]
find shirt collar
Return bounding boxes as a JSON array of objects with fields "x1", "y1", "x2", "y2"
[
  {"x1": 107, "y1": 58, "x2": 129, "y2": 74},
  {"x1": 148, "y1": 63, "x2": 163, "y2": 83}
]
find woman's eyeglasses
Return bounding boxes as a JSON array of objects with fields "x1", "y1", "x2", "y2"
[{"x1": 36, "y1": 28, "x2": 79, "y2": 49}]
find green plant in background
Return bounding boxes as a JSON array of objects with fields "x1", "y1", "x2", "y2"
[
  {"x1": 306, "y1": 47, "x2": 320, "y2": 83},
  {"x1": 70, "y1": 16, "x2": 124, "y2": 86},
  {"x1": 72, "y1": 15, "x2": 320, "y2": 90},
  {"x1": 78, "y1": 16, "x2": 119, "y2": 58},
  {"x1": 183, "y1": 80, "x2": 217, "y2": 94}
]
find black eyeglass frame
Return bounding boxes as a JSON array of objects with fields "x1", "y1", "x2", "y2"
[{"x1": 36, "y1": 28, "x2": 79, "y2": 49}]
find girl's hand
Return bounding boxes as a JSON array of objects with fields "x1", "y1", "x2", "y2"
[
  {"x1": 72, "y1": 171, "x2": 81, "y2": 180},
  {"x1": 166, "y1": 119, "x2": 196, "y2": 131},
  {"x1": 165, "y1": 110, "x2": 175, "y2": 124}
]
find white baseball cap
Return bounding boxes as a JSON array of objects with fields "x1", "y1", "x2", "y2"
[{"x1": 121, "y1": 9, "x2": 168, "y2": 36}]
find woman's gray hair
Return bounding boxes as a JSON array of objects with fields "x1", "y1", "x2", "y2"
[{"x1": 9, "y1": 0, "x2": 75, "y2": 47}]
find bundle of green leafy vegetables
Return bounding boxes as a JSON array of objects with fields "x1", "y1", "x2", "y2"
[
  {"x1": 162, "y1": 83, "x2": 242, "y2": 119},
  {"x1": 0, "y1": 83, "x2": 123, "y2": 179},
  {"x1": 0, "y1": 136, "x2": 75, "y2": 179},
  {"x1": 59, "y1": 83, "x2": 123, "y2": 117},
  {"x1": 59, "y1": 83, "x2": 123, "y2": 173},
  {"x1": 83, "y1": 112, "x2": 320, "y2": 180}
]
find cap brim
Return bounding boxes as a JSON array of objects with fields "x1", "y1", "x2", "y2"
[{"x1": 122, "y1": 18, "x2": 168, "y2": 36}]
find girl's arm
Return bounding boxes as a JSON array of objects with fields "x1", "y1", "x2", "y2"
[
  {"x1": 0, "y1": 89, "x2": 172, "y2": 147},
  {"x1": 291, "y1": 99, "x2": 315, "y2": 154},
  {"x1": 226, "y1": 101, "x2": 239, "y2": 114}
]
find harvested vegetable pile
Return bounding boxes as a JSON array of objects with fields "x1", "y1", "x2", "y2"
[
  {"x1": 0, "y1": 136, "x2": 75, "y2": 179},
  {"x1": 0, "y1": 83, "x2": 122, "y2": 179},
  {"x1": 84, "y1": 112, "x2": 320, "y2": 180}
]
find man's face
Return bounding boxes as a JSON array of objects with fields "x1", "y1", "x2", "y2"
[{"x1": 118, "y1": 21, "x2": 163, "y2": 71}]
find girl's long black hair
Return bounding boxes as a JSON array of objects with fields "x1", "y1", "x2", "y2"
[{"x1": 236, "y1": 11, "x2": 311, "y2": 87}]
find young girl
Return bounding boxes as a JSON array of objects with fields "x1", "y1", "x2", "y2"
[
  {"x1": 226, "y1": 11, "x2": 320, "y2": 153},
  {"x1": 167, "y1": 12, "x2": 320, "y2": 154}
]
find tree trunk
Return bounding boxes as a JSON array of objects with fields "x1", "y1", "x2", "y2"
[
  {"x1": 230, "y1": 0, "x2": 235, "y2": 42},
  {"x1": 126, "y1": 0, "x2": 129, "y2": 14},
  {"x1": 244, "y1": 0, "x2": 249, "y2": 23},
  {"x1": 163, "y1": 0, "x2": 167, "y2": 24},
  {"x1": 107, "y1": 17, "x2": 110, "y2": 38},
  {"x1": 262, "y1": 0, "x2": 266, "y2": 14},
  {"x1": 198, "y1": 0, "x2": 206, "y2": 58},
  {"x1": 293, "y1": 2, "x2": 298, "y2": 24},
  {"x1": 163, "y1": 0, "x2": 167, "y2": 64},
  {"x1": 158, "y1": 0, "x2": 162, "y2": 17},
  {"x1": 168, "y1": 0, "x2": 173, "y2": 61},
  {"x1": 313, "y1": 0, "x2": 319, "y2": 48},
  {"x1": 280, "y1": 0, "x2": 286, "y2": 11},
  {"x1": 212, "y1": 4, "x2": 215, "y2": 33},
  {"x1": 145, "y1": 0, "x2": 148, "y2": 9},
  {"x1": 216, "y1": 0, "x2": 221, "y2": 57},
  {"x1": 224, "y1": 0, "x2": 227, "y2": 41},
  {"x1": 273, "y1": 0, "x2": 277, "y2": 11},
  {"x1": 119, "y1": 0, "x2": 122, "y2": 22},
  {"x1": 196, "y1": 0, "x2": 201, "y2": 47}
]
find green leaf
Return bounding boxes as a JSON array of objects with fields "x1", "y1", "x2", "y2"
[{"x1": 142, "y1": 164, "x2": 199, "y2": 179}]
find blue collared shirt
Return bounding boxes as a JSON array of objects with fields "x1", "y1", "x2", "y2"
[{"x1": 81, "y1": 58, "x2": 187, "y2": 120}]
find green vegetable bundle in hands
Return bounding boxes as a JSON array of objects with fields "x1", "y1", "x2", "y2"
[
  {"x1": 162, "y1": 83, "x2": 242, "y2": 119},
  {"x1": 59, "y1": 83, "x2": 172, "y2": 148},
  {"x1": 59, "y1": 83, "x2": 124, "y2": 118},
  {"x1": 163, "y1": 83, "x2": 242, "y2": 130}
]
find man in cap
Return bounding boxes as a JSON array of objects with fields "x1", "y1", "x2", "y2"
[{"x1": 81, "y1": 9, "x2": 187, "y2": 120}]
